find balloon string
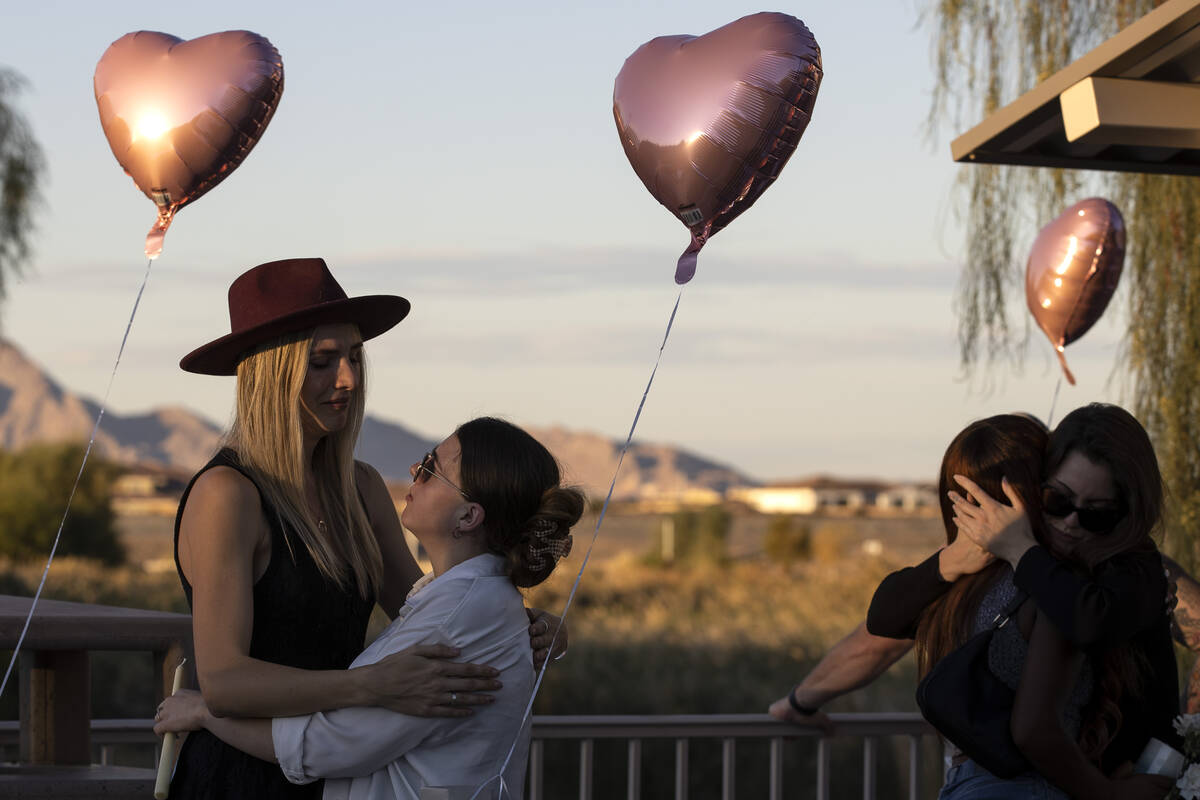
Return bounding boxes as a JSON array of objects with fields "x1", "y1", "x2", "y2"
[
  {"x1": 474, "y1": 287, "x2": 686, "y2": 800},
  {"x1": 0, "y1": 257, "x2": 155, "y2": 700},
  {"x1": 1047, "y1": 374, "x2": 1063, "y2": 429}
]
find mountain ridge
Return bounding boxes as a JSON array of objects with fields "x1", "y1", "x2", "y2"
[{"x1": 0, "y1": 339, "x2": 754, "y2": 499}]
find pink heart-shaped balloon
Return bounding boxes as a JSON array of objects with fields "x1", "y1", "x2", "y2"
[
  {"x1": 94, "y1": 30, "x2": 284, "y2": 257},
  {"x1": 614, "y1": 13, "x2": 822, "y2": 283},
  {"x1": 1025, "y1": 197, "x2": 1125, "y2": 385}
]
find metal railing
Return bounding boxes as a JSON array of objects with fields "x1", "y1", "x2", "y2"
[
  {"x1": 528, "y1": 713, "x2": 938, "y2": 800},
  {"x1": 0, "y1": 712, "x2": 939, "y2": 799}
]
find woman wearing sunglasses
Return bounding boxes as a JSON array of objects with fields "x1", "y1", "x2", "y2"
[
  {"x1": 158, "y1": 416, "x2": 582, "y2": 798},
  {"x1": 165, "y1": 259, "x2": 567, "y2": 799},
  {"x1": 866, "y1": 407, "x2": 1176, "y2": 798},
  {"x1": 948, "y1": 403, "x2": 1179, "y2": 796}
]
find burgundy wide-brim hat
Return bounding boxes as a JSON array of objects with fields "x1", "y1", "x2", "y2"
[{"x1": 180, "y1": 258, "x2": 410, "y2": 376}]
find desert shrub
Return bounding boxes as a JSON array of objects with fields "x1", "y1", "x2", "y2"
[
  {"x1": 659, "y1": 506, "x2": 730, "y2": 566},
  {"x1": 0, "y1": 443, "x2": 124, "y2": 565},
  {"x1": 810, "y1": 524, "x2": 846, "y2": 564},
  {"x1": 764, "y1": 515, "x2": 811, "y2": 564}
]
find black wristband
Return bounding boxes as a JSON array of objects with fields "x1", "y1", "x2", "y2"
[{"x1": 788, "y1": 686, "x2": 819, "y2": 716}]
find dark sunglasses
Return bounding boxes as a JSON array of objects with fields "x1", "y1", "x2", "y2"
[
  {"x1": 1041, "y1": 485, "x2": 1125, "y2": 534},
  {"x1": 415, "y1": 451, "x2": 471, "y2": 500}
]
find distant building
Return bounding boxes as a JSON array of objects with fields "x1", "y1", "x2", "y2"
[
  {"x1": 112, "y1": 468, "x2": 188, "y2": 498},
  {"x1": 111, "y1": 466, "x2": 191, "y2": 515},
  {"x1": 628, "y1": 484, "x2": 723, "y2": 512},
  {"x1": 874, "y1": 484, "x2": 939, "y2": 512},
  {"x1": 727, "y1": 476, "x2": 930, "y2": 515}
]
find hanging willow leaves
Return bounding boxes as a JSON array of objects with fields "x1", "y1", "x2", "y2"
[
  {"x1": 0, "y1": 67, "x2": 43, "y2": 312},
  {"x1": 925, "y1": 0, "x2": 1200, "y2": 565}
]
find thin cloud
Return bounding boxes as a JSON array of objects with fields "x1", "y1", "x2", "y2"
[{"x1": 341, "y1": 247, "x2": 959, "y2": 293}]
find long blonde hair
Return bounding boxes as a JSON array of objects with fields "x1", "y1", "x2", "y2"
[{"x1": 224, "y1": 326, "x2": 382, "y2": 600}]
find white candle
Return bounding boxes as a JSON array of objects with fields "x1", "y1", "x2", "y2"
[{"x1": 153, "y1": 658, "x2": 187, "y2": 800}]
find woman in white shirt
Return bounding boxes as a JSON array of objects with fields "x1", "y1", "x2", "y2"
[{"x1": 156, "y1": 417, "x2": 583, "y2": 799}]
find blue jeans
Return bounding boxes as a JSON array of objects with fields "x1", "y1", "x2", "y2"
[{"x1": 938, "y1": 759, "x2": 1069, "y2": 800}]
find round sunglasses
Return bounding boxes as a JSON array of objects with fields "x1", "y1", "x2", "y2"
[
  {"x1": 1041, "y1": 484, "x2": 1125, "y2": 534},
  {"x1": 414, "y1": 451, "x2": 471, "y2": 500}
]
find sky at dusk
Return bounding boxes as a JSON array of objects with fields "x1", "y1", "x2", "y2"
[{"x1": 0, "y1": 0, "x2": 1128, "y2": 482}]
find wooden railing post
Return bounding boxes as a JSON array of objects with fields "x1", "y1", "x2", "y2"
[{"x1": 19, "y1": 649, "x2": 90, "y2": 764}]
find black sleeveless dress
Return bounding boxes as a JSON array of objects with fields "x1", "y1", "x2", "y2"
[{"x1": 170, "y1": 449, "x2": 375, "y2": 798}]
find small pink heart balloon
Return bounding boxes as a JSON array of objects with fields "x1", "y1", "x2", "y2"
[
  {"x1": 614, "y1": 12, "x2": 822, "y2": 283},
  {"x1": 1025, "y1": 198, "x2": 1125, "y2": 385},
  {"x1": 94, "y1": 31, "x2": 284, "y2": 258}
]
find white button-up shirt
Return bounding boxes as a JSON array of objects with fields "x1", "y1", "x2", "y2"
[{"x1": 272, "y1": 554, "x2": 533, "y2": 799}]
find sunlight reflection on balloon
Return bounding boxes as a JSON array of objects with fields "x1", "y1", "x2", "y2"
[{"x1": 132, "y1": 112, "x2": 169, "y2": 142}]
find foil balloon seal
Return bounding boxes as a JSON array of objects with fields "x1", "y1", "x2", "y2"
[
  {"x1": 676, "y1": 232, "x2": 705, "y2": 284},
  {"x1": 144, "y1": 189, "x2": 174, "y2": 259},
  {"x1": 1055, "y1": 346, "x2": 1077, "y2": 386},
  {"x1": 144, "y1": 210, "x2": 173, "y2": 260}
]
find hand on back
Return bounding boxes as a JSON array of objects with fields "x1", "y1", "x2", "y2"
[
  {"x1": 527, "y1": 608, "x2": 567, "y2": 668},
  {"x1": 358, "y1": 644, "x2": 502, "y2": 718}
]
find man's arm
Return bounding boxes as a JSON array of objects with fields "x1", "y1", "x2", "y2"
[{"x1": 768, "y1": 622, "x2": 913, "y2": 725}]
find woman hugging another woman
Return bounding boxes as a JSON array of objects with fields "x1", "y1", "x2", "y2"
[
  {"x1": 160, "y1": 416, "x2": 582, "y2": 798},
  {"x1": 868, "y1": 407, "x2": 1178, "y2": 799},
  {"x1": 161, "y1": 258, "x2": 573, "y2": 799}
]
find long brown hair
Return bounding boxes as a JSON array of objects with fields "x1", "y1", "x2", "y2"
[
  {"x1": 914, "y1": 414, "x2": 1049, "y2": 677},
  {"x1": 1047, "y1": 404, "x2": 1161, "y2": 763}
]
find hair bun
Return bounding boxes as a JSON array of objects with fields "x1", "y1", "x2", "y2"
[{"x1": 509, "y1": 487, "x2": 584, "y2": 588}]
